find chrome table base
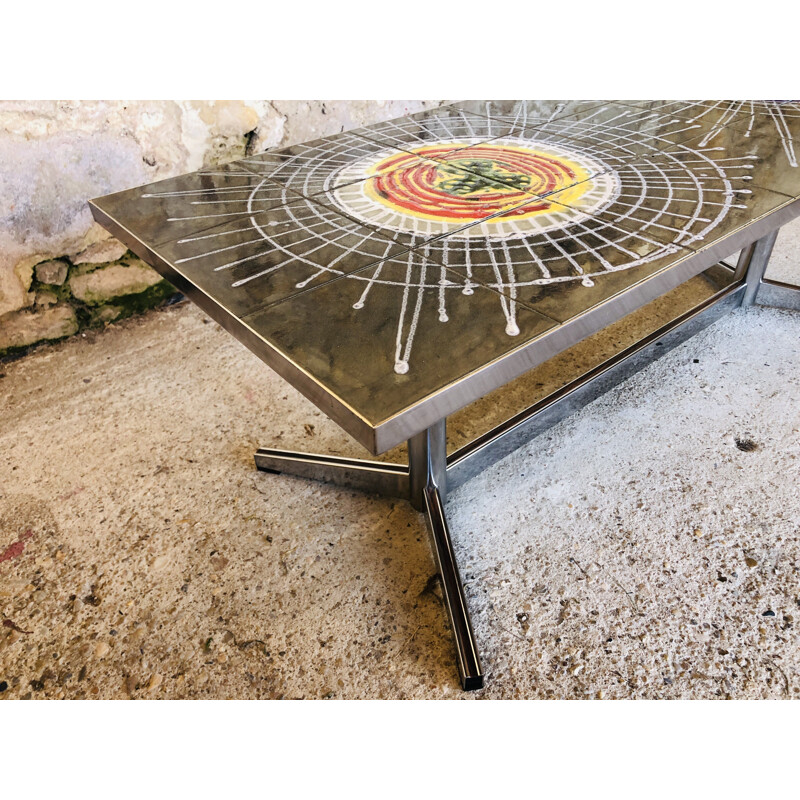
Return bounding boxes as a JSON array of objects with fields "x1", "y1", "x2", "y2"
[
  {"x1": 256, "y1": 418, "x2": 484, "y2": 691},
  {"x1": 254, "y1": 233, "x2": 799, "y2": 692}
]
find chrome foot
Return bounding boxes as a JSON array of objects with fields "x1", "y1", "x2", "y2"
[
  {"x1": 254, "y1": 448, "x2": 409, "y2": 499},
  {"x1": 756, "y1": 279, "x2": 800, "y2": 311},
  {"x1": 410, "y1": 421, "x2": 484, "y2": 691},
  {"x1": 424, "y1": 484, "x2": 484, "y2": 691}
]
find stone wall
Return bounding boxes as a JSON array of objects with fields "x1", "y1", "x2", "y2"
[{"x1": 0, "y1": 100, "x2": 446, "y2": 358}]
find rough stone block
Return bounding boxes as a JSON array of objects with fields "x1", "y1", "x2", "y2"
[
  {"x1": 89, "y1": 304, "x2": 123, "y2": 325},
  {"x1": 34, "y1": 290, "x2": 58, "y2": 308},
  {"x1": 34, "y1": 259, "x2": 69, "y2": 286},
  {"x1": 69, "y1": 256, "x2": 164, "y2": 306},
  {"x1": 0, "y1": 261, "x2": 34, "y2": 317},
  {"x1": 0, "y1": 304, "x2": 78, "y2": 353},
  {"x1": 0, "y1": 128, "x2": 148, "y2": 311},
  {"x1": 70, "y1": 240, "x2": 129, "y2": 267}
]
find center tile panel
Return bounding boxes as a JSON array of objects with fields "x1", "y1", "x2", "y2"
[
  {"x1": 409, "y1": 197, "x2": 698, "y2": 323},
  {"x1": 488, "y1": 101, "x2": 741, "y2": 161}
]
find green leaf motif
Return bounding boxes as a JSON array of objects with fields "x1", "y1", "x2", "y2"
[{"x1": 436, "y1": 159, "x2": 531, "y2": 196}]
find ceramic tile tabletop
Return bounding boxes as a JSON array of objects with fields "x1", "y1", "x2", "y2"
[{"x1": 91, "y1": 100, "x2": 800, "y2": 450}]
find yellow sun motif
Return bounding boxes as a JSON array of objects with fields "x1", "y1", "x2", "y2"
[{"x1": 361, "y1": 142, "x2": 595, "y2": 225}]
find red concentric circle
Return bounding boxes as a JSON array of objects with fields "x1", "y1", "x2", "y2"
[{"x1": 365, "y1": 143, "x2": 589, "y2": 223}]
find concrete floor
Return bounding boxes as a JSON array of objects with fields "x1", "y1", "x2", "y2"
[{"x1": 1, "y1": 223, "x2": 799, "y2": 700}]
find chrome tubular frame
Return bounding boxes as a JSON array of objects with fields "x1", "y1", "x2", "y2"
[
  {"x1": 757, "y1": 279, "x2": 800, "y2": 311},
  {"x1": 254, "y1": 230, "x2": 799, "y2": 691}
]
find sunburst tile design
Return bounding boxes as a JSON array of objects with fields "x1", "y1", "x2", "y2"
[{"x1": 94, "y1": 101, "x2": 800, "y2": 379}]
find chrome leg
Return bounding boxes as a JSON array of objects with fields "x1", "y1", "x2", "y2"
[
  {"x1": 257, "y1": 423, "x2": 483, "y2": 691},
  {"x1": 254, "y1": 448, "x2": 409, "y2": 498},
  {"x1": 408, "y1": 419, "x2": 447, "y2": 511},
  {"x1": 423, "y1": 484, "x2": 484, "y2": 691},
  {"x1": 740, "y1": 229, "x2": 780, "y2": 307},
  {"x1": 732, "y1": 241, "x2": 757, "y2": 282},
  {"x1": 409, "y1": 420, "x2": 484, "y2": 691}
]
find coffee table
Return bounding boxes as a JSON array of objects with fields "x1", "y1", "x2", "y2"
[{"x1": 91, "y1": 100, "x2": 800, "y2": 690}]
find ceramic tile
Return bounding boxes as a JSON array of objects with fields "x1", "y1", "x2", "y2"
[
  {"x1": 703, "y1": 101, "x2": 800, "y2": 150},
  {"x1": 242, "y1": 250, "x2": 557, "y2": 426},
  {"x1": 513, "y1": 102, "x2": 743, "y2": 161},
  {"x1": 90, "y1": 162, "x2": 294, "y2": 247},
  {"x1": 614, "y1": 100, "x2": 714, "y2": 117},
  {"x1": 541, "y1": 153, "x2": 759, "y2": 250},
  {"x1": 234, "y1": 131, "x2": 420, "y2": 197},
  {"x1": 428, "y1": 102, "x2": 710, "y2": 159},
  {"x1": 449, "y1": 100, "x2": 606, "y2": 128},
  {"x1": 680, "y1": 103, "x2": 800, "y2": 176},
  {"x1": 591, "y1": 150, "x2": 798, "y2": 253},
  {"x1": 622, "y1": 99, "x2": 800, "y2": 139},
  {"x1": 617, "y1": 101, "x2": 800, "y2": 170},
  {"x1": 420, "y1": 198, "x2": 693, "y2": 322},
  {"x1": 148, "y1": 195, "x2": 412, "y2": 317}
]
